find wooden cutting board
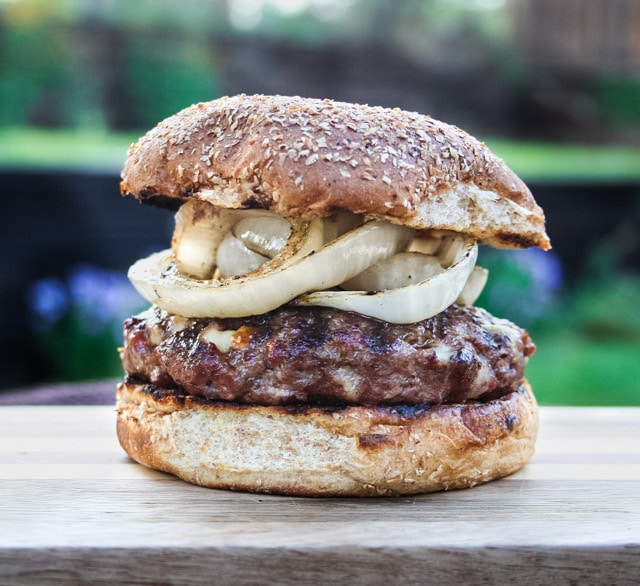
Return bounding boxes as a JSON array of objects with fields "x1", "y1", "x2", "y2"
[{"x1": 1, "y1": 403, "x2": 639, "y2": 585}]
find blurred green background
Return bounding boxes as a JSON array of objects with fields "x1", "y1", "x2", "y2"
[{"x1": 1, "y1": 0, "x2": 639, "y2": 405}]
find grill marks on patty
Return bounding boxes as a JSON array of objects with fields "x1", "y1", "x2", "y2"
[{"x1": 121, "y1": 305, "x2": 535, "y2": 407}]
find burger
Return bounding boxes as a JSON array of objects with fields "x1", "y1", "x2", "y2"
[{"x1": 116, "y1": 94, "x2": 550, "y2": 496}]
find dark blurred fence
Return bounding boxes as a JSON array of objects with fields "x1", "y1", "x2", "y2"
[
  {"x1": 513, "y1": 0, "x2": 640, "y2": 75},
  {"x1": 2, "y1": 22, "x2": 513, "y2": 137}
]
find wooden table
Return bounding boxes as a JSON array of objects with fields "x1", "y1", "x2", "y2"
[{"x1": 1, "y1": 403, "x2": 639, "y2": 585}]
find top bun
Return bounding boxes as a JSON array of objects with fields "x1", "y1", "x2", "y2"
[{"x1": 121, "y1": 94, "x2": 550, "y2": 250}]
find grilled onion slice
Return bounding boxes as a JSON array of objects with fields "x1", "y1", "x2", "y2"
[
  {"x1": 171, "y1": 199, "x2": 291, "y2": 279},
  {"x1": 216, "y1": 215, "x2": 293, "y2": 278},
  {"x1": 456, "y1": 266, "x2": 489, "y2": 306},
  {"x1": 232, "y1": 215, "x2": 292, "y2": 258},
  {"x1": 296, "y1": 234, "x2": 478, "y2": 323},
  {"x1": 215, "y1": 233, "x2": 269, "y2": 278},
  {"x1": 129, "y1": 219, "x2": 412, "y2": 318}
]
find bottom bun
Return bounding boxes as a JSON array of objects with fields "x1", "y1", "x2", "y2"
[{"x1": 116, "y1": 382, "x2": 538, "y2": 497}]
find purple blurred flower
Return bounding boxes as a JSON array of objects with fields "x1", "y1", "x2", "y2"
[
  {"x1": 27, "y1": 277, "x2": 69, "y2": 325},
  {"x1": 27, "y1": 264, "x2": 146, "y2": 338},
  {"x1": 478, "y1": 247, "x2": 564, "y2": 326}
]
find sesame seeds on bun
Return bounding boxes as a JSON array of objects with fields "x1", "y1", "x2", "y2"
[{"x1": 120, "y1": 94, "x2": 550, "y2": 250}]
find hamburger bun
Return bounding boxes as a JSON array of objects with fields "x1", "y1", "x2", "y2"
[
  {"x1": 116, "y1": 382, "x2": 538, "y2": 497},
  {"x1": 121, "y1": 94, "x2": 550, "y2": 250}
]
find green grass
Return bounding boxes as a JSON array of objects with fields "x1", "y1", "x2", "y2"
[
  {"x1": 0, "y1": 127, "x2": 139, "y2": 171},
  {"x1": 1, "y1": 127, "x2": 640, "y2": 181},
  {"x1": 526, "y1": 329, "x2": 640, "y2": 406},
  {"x1": 486, "y1": 139, "x2": 640, "y2": 182}
]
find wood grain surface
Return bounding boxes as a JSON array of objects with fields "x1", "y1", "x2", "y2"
[{"x1": 1, "y1": 403, "x2": 639, "y2": 585}]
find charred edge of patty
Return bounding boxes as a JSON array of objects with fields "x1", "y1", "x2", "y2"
[{"x1": 123, "y1": 378, "x2": 530, "y2": 424}]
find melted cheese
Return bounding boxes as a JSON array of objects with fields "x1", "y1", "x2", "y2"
[{"x1": 200, "y1": 326, "x2": 236, "y2": 353}]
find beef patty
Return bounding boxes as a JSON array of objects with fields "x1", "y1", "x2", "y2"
[{"x1": 121, "y1": 304, "x2": 535, "y2": 407}]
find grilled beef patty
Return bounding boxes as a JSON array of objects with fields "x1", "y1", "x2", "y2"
[{"x1": 121, "y1": 304, "x2": 535, "y2": 407}]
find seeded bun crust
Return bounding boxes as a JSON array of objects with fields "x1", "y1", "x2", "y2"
[
  {"x1": 120, "y1": 94, "x2": 550, "y2": 250},
  {"x1": 116, "y1": 382, "x2": 538, "y2": 497}
]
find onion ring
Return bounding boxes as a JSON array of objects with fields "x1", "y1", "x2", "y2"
[
  {"x1": 129, "y1": 219, "x2": 412, "y2": 318},
  {"x1": 295, "y1": 234, "x2": 478, "y2": 323}
]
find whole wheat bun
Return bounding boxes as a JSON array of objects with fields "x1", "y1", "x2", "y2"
[
  {"x1": 116, "y1": 382, "x2": 538, "y2": 497},
  {"x1": 120, "y1": 94, "x2": 550, "y2": 250}
]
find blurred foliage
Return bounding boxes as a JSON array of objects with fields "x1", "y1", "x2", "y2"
[
  {"x1": 125, "y1": 36, "x2": 219, "y2": 129},
  {"x1": 527, "y1": 330, "x2": 639, "y2": 406},
  {"x1": 594, "y1": 76, "x2": 640, "y2": 125},
  {"x1": 486, "y1": 140, "x2": 640, "y2": 182},
  {"x1": 27, "y1": 264, "x2": 148, "y2": 382},
  {"x1": 0, "y1": 0, "x2": 224, "y2": 130},
  {"x1": 0, "y1": 128, "x2": 137, "y2": 169},
  {"x1": 0, "y1": 18, "x2": 68, "y2": 126},
  {"x1": 1, "y1": 0, "x2": 639, "y2": 141},
  {"x1": 476, "y1": 247, "x2": 563, "y2": 331},
  {"x1": 525, "y1": 270, "x2": 640, "y2": 406},
  {"x1": 477, "y1": 226, "x2": 640, "y2": 406}
]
